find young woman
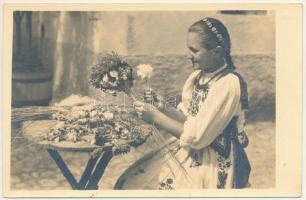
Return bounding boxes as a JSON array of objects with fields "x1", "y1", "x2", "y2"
[{"x1": 134, "y1": 17, "x2": 251, "y2": 189}]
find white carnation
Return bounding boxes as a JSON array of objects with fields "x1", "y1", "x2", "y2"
[{"x1": 136, "y1": 64, "x2": 153, "y2": 79}]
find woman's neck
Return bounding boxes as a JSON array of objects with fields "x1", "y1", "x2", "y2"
[
  {"x1": 202, "y1": 64, "x2": 227, "y2": 76},
  {"x1": 202, "y1": 59, "x2": 226, "y2": 74},
  {"x1": 198, "y1": 64, "x2": 227, "y2": 85}
]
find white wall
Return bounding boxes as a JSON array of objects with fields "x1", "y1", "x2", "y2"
[
  {"x1": 15, "y1": 11, "x2": 275, "y2": 102},
  {"x1": 127, "y1": 11, "x2": 275, "y2": 55},
  {"x1": 32, "y1": 11, "x2": 275, "y2": 56}
]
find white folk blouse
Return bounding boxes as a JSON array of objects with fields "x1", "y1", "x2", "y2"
[{"x1": 158, "y1": 68, "x2": 248, "y2": 189}]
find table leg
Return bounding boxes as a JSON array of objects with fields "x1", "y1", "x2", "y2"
[
  {"x1": 47, "y1": 148, "x2": 113, "y2": 190},
  {"x1": 85, "y1": 150, "x2": 113, "y2": 189},
  {"x1": 47, "y1": 149, "x2": 79, "y2": 189},
  {"x1": 77, "y1": 156, "x2": 99, "y2": 189}
]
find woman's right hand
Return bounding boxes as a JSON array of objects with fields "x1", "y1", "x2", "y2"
[
  {"x1": 144, "y1": 88, "x2": 157, "y2": 103},
  {"x1": 133, "y1": 100, "x2": 161, "y2": 124},
  {"x1": 144, "y1": 88, "x2": 164, "y2": 108}
]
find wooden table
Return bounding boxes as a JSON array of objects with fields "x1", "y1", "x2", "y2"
[{"x1": 22, "y1": 120, "x2": 114, "y2": 190}]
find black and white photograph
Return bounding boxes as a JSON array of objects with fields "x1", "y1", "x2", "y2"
[{"x1": 2, "y1": 3, "x2": 302, "y2": 198}]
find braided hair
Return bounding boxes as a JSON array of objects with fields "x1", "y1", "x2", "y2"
[
  {"x1": 188, "y1": 18, "x2": 249, "y2": 110},
  {"x1": 188, "y1": 17, "x2": 235, "y2": 71}
]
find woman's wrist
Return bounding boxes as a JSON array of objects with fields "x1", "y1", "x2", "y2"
[
  {"x1": 152, "y1": 109, "x2": 161, "y2": 124},
  {"x1": 157, "y1": 102, "x2": 165, "y2": 112}
]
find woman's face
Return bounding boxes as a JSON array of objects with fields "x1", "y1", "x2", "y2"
[{"x1": 186, "y1": 32, "x2": 224, "y2": 72}]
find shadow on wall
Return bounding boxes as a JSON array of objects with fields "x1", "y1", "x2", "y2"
[
  {"x1": 35, "y1": 12, "x2": 99, "y2": 103},
  {"x1": 32, "y1": 12, "x2": 129, "y2": 103}
]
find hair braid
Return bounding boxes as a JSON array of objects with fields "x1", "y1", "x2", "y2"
[{"x1": 224, "y1": 52, "x2": 236, "y2": 71}]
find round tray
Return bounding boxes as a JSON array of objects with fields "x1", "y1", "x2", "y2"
[{"x1": 22, "y1": 120, "x2": 112, "y2": 152}]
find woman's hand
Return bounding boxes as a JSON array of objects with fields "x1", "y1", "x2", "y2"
[
  {"x1": 144, "y1": 88, "x2": 164, "y2": 109},
  {"x1": 133, "y1": 101, "x2": 161, "y2": 124},
  {"x1": 134, "y1": 100, "x2": 184, "y2": 139}
]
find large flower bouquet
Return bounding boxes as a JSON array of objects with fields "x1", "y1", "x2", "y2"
[{"x1": 88, "y1": 52, "x2": 134, "y2": 96}]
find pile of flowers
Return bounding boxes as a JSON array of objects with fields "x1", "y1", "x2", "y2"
[
  {"x1": 88, "y1": 52, "x2": 134, "y2": 96},
  {"x1": 45, "y1": 104, "x2": 152, "y2": 155}
]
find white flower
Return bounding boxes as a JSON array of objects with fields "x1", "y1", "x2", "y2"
[
  {"x1": 102, "y1": 74, "x2": 109, "y2": 82},
  {"x1": 109, "y1": 71, "x2": 119, "y2": 79},
  {"x1": 90, "y1": 110, "x2": 98, "y2": 117},
  {"x1": 121, "y1": 72, "x2": 128, "y2": 80},
  {"x1": 71, "y1": 109, "x2": 86, "y2": 119},
  {"x1": 109, "y1": 81, "x2": 118, "y2": 87},
  {"x1": 115, "y1": 126, "x2": 121, "y2": 132},
  {"x1": 122, "y1": 129, "x2": 129, "y2": 134},
  {"x1": 54, "y1": 136, "x2": 60, "y2": 142},
  {"x1": 136, "y1": 64, "x2": 153, "y2": 79},
  {"x1": 103, "y1": 111, "x2": 114, "y2": 120}
]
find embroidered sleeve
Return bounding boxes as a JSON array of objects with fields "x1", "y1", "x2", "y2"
[{"x1": 180, "y1": 74, "x2": 241, "y2": 150}]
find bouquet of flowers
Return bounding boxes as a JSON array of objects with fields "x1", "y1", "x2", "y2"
[{"x1": 89, "y1": 52, "x2": 134, "y2": 96}]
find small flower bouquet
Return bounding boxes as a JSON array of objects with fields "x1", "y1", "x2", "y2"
[
  {"x1": 89, "y1": 52, "x2": 134, "y2": 96},
  {"x1": 45, "y1": 103, "x2": 152, "y2": 155}
]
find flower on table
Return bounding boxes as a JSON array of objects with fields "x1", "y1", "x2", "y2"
[
  {"x1": 90, "y1": 110, "x2": 98, "y2": 118},
  {"x1": 103, "y1": 111, "x2": 114, "y2": 120},
  {"x1": 48, "y1": 101, "x2": 152, "y2": 154}
]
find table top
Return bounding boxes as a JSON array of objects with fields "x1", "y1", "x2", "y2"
[{"x1": 22, "y1": 120, "x2": 112, "y2": 152}]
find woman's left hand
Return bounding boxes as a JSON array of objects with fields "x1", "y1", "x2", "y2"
[{"x1": 133, "y1": 101, "x2": 161, "y2": 123}]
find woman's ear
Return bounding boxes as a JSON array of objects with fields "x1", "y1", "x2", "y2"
[{"x1": 214, "y1": 46, "x2": 225, "y2": 57}]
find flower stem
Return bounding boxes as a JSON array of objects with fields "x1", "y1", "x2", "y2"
[{"x1": 145, "y1": 78, "x2": 150, "y2": 90}]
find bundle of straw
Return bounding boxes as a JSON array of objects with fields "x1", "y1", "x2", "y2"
[{"x1": 11, "y1": 106, "x2": 67, "y2": 123}]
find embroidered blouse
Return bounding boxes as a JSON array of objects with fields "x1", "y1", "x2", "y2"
[
  {"x1": 158, "y1": 68, "x2": 250, "y2": 189},
  {"x1": 178, "y1": 69, "x2": 243, "y2": 150}
]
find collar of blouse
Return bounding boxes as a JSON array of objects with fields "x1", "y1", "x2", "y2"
[{"x1": 198, "y1": 63, "x2": 228, "y2": 85}]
